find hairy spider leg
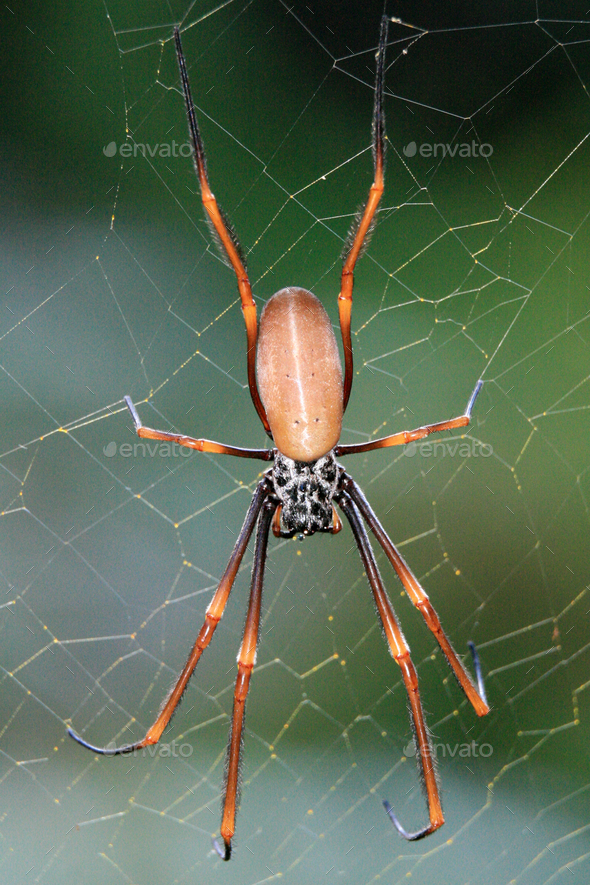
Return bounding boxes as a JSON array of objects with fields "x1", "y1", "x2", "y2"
[
  {"x1": 339, "y1": 16, "x2": 388, "y2": 411},
  {"x1": 174, "y1": 27, "x2": 270, "y2": 434},
  {"x1": 68, "y1": 479, "x2": 273, "y2": 755}
]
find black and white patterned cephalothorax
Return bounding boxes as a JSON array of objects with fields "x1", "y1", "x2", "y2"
[{"x1": 271, "y1": 450, "x2": 340, "y2": 536}]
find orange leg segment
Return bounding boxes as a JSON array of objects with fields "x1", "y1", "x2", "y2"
[
  {"x1": 338, "y1": 491, "x2": 444, "y2": 840},
  {"x1": 336, "y1": 381, "x2": 483, "y2": 457},
  {"x1": 68, "y1": 478, "x2": 272, "y2": 756},
  {"x1": 339, "y1": 16, "x2": 388, "y2": 412},
  {"x1": 215, "y1": 499, "x2": 276, "y2": 861},
  {"x1": 344, "y1": 475, "x2": 489, "y2": 717},
  {"x1": 124, "y1": 396, "x2": 272, "y2": 461},
  {"x1": 174, "y1": 28, "x2": 270, "y2": 435}
]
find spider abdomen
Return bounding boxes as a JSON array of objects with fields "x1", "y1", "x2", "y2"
[{"x1": 256, "y1": 287, "x2": 343, "y2": 462}]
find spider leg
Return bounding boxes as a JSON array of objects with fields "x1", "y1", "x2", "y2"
[
  {"x1": 336, "y1": 380, "x2": 483, "y2": 457},
  {"x1": 124, "y1": 396, "x2": 272, "y2": 461},
  {"x1": 343, "y1": 474, "x2": 489, "y2": 717},
  {"x1": 68, "y1": 477, "x2": 272, "y2": 755},
  {"x1": 339, "y1": 15, "x2": 388, "y2": 412},
  {"x1": 215, "y1": 498, "x2": 277, "y2": 861},
  {"x1": 174, "y1": 28, "x2": 270, "y2": 435},
  {"x1": 337, "y1": 490, "x2": 444, "y2": 840}
]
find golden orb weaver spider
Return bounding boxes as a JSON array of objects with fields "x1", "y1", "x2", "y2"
[{"x1": 68, "y1": 17, "x2": 490, "y2": 860}]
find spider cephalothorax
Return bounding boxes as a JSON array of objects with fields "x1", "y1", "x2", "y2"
[{"x1": 272, "y1": 451, "x2": 340, "y2": 537}]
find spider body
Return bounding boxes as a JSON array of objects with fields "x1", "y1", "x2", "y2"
[
  {"x1": 68, "y1": 18, "x2": 490, "y2": 861},
  {"x1": 257, "y1": 287, "x2": 343, "y2": 462},
  {"x1": 257, "y1": 285, "x2": 344, "y2": 537}
]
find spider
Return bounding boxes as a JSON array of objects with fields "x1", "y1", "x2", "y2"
[{"x1": 68, "y1": 17, "x2": 490, "y2": 860}]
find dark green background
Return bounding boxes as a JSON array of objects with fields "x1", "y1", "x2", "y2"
[{"x1": 1, "y1": 2, "x2": 590, "y2": 883}]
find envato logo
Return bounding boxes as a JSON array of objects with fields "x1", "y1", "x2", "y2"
[
  {"x1": 103, "y1": 441, "x2": 193, "y2": 458},
  {"x1": 103, "y1": 141, "x2": 194, "y2": 159},
  {"x1": 403, "y1": 140, "x2": 493, "y2": 159},
  {"x1": 404, "y1": 739, "x2": 493, "y2": 758},
  {"x1": 104, "y1": 741, "x2": 194, "y2": 758},
  {"x1": 404, "y1": 439, "x2": 493, "y2": 459}
]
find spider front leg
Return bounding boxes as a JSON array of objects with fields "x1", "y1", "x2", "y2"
[
  {"x1": 174, "y1": 27, "x2": 270, "y2": 434},
  {"x1": 339, "y1": 15, "x2": 388, "y2": 411},
  {"x1": 337, "y1": 491, "x2": 444, "y2": 841},
  {"x1": 215, "y1": 498, "x2": 277, "y2": 861}
]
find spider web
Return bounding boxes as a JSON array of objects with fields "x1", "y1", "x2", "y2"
[{"x1": 2, "y1": 1, "x2": 590, "y2": 883}]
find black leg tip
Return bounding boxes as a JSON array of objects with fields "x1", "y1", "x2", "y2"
[
  {"x1": 213, "y1": 837, "x2": 231, "y2": 861},
  {"x1": 383, "y1": 799, "x2": 439, "y2": 841}
]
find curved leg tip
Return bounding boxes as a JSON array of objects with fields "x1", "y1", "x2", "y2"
[
  {"x1": 67, "y1": 724, "x2": 97, "y2": 751},
  {"x1": 213, "y1": 837, "x2": 231, "y2": 861},
  {"x1": 67, "y1": 725, "x2": 137, "y2": 756},
  {"x1": 467, "y1": 640, "x2": 490, "y2": 713},
  {"x1": 465, "y1": 379, "x2": 484, "y2": 416},
  {"x1": 124, "y1": 395, "x2": 142, "y2": 430},
  {"x1": 383, "y1": 799, "x2": 443, "y2": 841}
]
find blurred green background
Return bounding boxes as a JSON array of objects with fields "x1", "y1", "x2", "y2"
[{"x1": 1, "y1": 1, "x2": 590, "y2": 883}]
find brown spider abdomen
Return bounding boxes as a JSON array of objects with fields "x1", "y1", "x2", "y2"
[{"x1": 256, "y1": 287, "x2": 343, "y2": 462}]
